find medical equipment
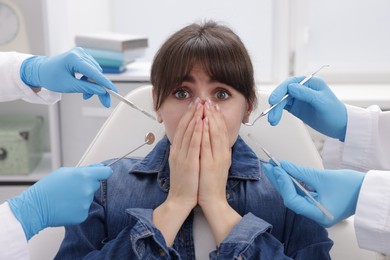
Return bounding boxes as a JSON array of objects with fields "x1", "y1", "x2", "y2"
[
  {"x1": 107, "y1": 132, "x2": 155, "y2": 166},
  {"x1": 245, "y1": 65, "x2": 330, "y2": 126},
  {"x1": 261, "y1": 147, "x2": 334, "y2": 220},
  {"x1": 100, "y1": 84, "x2": 156, "y2": 121},
  {"x1": 0, "y1": 116, "x2": 43, "y2": 175},
  {"x1": 86, "y1": 78, "x2": 156, "y2": 120}
]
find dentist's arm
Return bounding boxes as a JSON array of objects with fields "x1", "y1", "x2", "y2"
[
  {"x1": 268, "y1": 76, "x2": 347, "y2": 141},
  {"x1": 7, "y1": 164, "x2": 112, "y2": 240},
  {"x1": 20, "y1": 47, "x2": 118, "y2": 107},
  {"x1": 262, "y1": 161, "x2": 364, "y2": 227}
]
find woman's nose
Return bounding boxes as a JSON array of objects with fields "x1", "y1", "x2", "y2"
[{"x1": 197, "y1": 96, "x2": 211, "y2": 105}]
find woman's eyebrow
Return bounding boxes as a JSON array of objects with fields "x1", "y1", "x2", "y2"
[
  {"x1": 182, "y1": 75, "x2": 195, "y2": 83},
  {"x1": 182, "y1": 75, "x2": 218, "y2": 84}
]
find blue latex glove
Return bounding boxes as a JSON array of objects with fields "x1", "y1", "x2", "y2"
[
  {"x1": 7, "y1": 164, "x2": 112, "y2": 240},
  {"x1": 20, "y1": 47, "x2": 118, "y2": 108},
  {"x1": 268, "y1": 76, "x2": 348, "y2": 141},
  {"x1": 262, "y1": 161, "x2": 365, "y2": 227}
]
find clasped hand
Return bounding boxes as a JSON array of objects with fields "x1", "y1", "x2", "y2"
[
  {"x1": 154, "y1": 99, "x2": 242, "y2": 245},
  {"x1": 168, "y1": 98, "x2": 231, "y2": 211}
]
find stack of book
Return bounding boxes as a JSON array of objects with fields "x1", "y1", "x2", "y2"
[{"x1": 75, "y1": 32, "x2": 148, "y2": 73}]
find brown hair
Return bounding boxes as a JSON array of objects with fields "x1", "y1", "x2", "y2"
[{"x1": 151, "y1": 20, "x2": 257, "y2": 111}]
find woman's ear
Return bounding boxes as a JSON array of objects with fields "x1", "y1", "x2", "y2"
[
  {"x1": 152, "y1": 88, "x2": 163, "y2": 123},
  {"x1": 242, "y1": 103, "x2": 252, "y2": 123},
  {"x1": 156, "y1": 113, "x2": 163, "y2": 123}
]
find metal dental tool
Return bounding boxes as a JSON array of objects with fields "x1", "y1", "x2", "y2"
[
  {"x1": 107, "y1": 132, "x2": 156, "y2": 167},
  {"x1": 87, "y1": 78, "x2": 156, "y2": 121},
  {"x1": 245, "y1": 65, "x2": 330, "y2": 126},
  {"x1": 261, "y1": 147, "x2": 334, "y2": 220},
  {"x1": 101, "y1": 84, "x2": 156, "y2": 121}
]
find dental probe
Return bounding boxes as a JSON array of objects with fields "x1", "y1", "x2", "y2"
[
  {"x1": 245, "y1": 65, "x2": 330, "y2": 126},
  {"x1": 87, "y1": 78, "x2": 156, "y2": 121},
  {"x1": 101, "y1": 85, "x2": 156, "y2": 121},
  {"x1": 107, "y1": 132, "x2": 155, "y2": 166},
  {"x1": 261, "y1": 147, "x2": 334, "y2": 220}
]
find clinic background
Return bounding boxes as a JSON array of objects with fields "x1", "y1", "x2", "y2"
[
  {"x1": 0, "y1": 0, "x2": 389, "y2": 259},
  {"x1": 1, "y1": 0, "x2": 389, "y2": 192},
  {"x1": 49, "y1": 0, "x2": 390, "y2": 166}
]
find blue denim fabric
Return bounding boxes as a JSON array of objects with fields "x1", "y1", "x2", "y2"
[{"x1": 55, "y1": 136, "x2": 333, "y2": 259}]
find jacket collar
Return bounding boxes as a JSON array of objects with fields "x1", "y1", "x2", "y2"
[{"x1": 130, "y1": 135, "x2": 260, "y2": 191}]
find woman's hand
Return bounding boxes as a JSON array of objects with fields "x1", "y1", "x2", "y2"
[
  {"x1": 198, "y1": 99, "x2": 231, "y2": 207},
  {"x1": 199, "y1": 99, "x2": 241, "y2": 244},
  {"x1": 153, "y1": 98, "x2": 203, "y2": 246},
  {"x1": 167, "y1": 98, "x2": 203, "y2": 209}
]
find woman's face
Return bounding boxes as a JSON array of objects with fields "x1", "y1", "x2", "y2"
[{"x1": 154, "y1": 66, "x2": 251, "y2": 146}]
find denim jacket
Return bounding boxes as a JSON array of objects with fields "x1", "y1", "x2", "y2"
[{"x1": 55, "y1": 136, "x2": 333, "y2": 259}]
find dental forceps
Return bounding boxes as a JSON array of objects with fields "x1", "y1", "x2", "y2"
[
  {"x1": 108, "y1": 132, "x2": 155, "y2": 166},
  {"x1": 87, "y1": 78, "x2": 156, "y2": 121},
  {"x1": 245, "y1": 65, "x2": 330, "y2": 126},
  {"x1": 261, "y1": 147, "x2": 334, "y2": 220}
]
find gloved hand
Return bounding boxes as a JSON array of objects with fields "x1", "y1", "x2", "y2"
[
  {"x1": 268, "y1": 76, "x2": 347, "y2": 141},
  {"x1": 262, "y1": 161, "x2": 365, "y2": 227},
  {"x1": 7, "y1": 164, "x2": 112, "y2": 240},
  {"x1": 20, "y1": 47, "x2": 118, "y2": 108}
]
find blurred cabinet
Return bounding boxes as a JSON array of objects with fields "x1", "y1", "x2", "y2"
[{"x1": 0, "y1": 0, "x2": 61, "y2": 184}]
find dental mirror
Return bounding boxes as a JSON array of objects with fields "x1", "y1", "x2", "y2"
[{"x1": 107, "y1": 132, "x2": 155, "y2": 166}]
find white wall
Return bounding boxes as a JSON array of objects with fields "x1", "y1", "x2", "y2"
[
  {"x1": 291, "y1": 0, "x2": 390, "y2": 83},
  {"x1": 110, "y1": 0, "x2": 275, "y2": 83},
  {"x1": 44, "y1": 0, "x2": 390, "y2": 85},
  {"x1": 45, "y1": 0, "x2": 111, "y2": 55}
]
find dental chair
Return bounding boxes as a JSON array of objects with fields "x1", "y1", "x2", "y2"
[{"x1": 76, "y1": 85, "x2": 377, "y2": 259}]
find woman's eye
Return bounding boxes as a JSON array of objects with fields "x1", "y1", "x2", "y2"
[
  {"x1": 215, "y1": 90, "x2": 231, "y2": 100},
  {"x1": 173, "y1": 89, "x2": 190, "y2": 99}
]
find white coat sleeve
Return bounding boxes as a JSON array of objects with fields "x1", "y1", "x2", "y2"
[
  {"x1": 322, "y1": 104, "x2": 390, "y2": 254},
  {"x1": 0, "y1": 202, "x2": 30, "y2": 260},
  {"x1": 0, "y1": 52, "x2": 61, "y2": 104},
  {"x1": 354, "y1": 170, "x2": 390, "y2": 255},
  {"x1": 322, "y1": 104, "x2": 390, "y2": 171}
]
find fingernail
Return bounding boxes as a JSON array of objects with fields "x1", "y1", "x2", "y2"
[
  {"x1": 215, "y1": 104, "x2": 220, "y2": 112},
  {"x1": 205, "y1": 100, "x2": 210, "y2": 110},
  {"x1": 189, "y1": 97, "x2": 200, "y2": 108}
]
